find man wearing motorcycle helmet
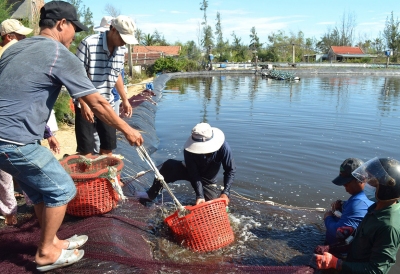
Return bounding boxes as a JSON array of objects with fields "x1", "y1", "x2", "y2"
[{"x1": 314, "y1": 157, "x2": 400, "y2": 273}]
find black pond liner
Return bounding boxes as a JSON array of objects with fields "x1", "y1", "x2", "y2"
[{"x1": 0, "y1": 73, "x2": 315, "y2": 273}]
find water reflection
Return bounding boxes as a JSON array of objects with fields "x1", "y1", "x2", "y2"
[
  {"x1": 379, "y1": 77, "x2": 400, "y2": 115},
  {"x1": 157, "y1": 76, "x2": 400, "y2": 209},
  {"x1": 149, "y1": 75, "x2": 400, "y2": 269}
]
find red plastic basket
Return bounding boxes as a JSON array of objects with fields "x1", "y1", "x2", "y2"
[
  {"x1": 164, "y1": 198, "x2": 234, "y2": 252},
  {"x1": 60, "y1": 155, "x2": 124, "y2": 217}
]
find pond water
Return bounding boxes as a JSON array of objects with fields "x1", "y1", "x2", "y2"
[
  {"x1": 139, "y1": 74, "x2": 400, "y2": 269},
  {"x1": 152, "y1": 75, "x2": 400, "y2": 209}
]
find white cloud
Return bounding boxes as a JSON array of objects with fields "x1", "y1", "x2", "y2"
[
  {"x1": 134, "y1": 14, "x2": 312, "y2": 44},
  {"x1": 127, "y1": 5, "x2": 393, "y2": 45}
]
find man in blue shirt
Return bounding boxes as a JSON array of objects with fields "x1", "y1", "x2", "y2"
[
  {"x1": 324, "y1": 158, "x2": 374, "y2": 245},
  {"x1": 137, "y1": 123, "x2": 236, "y2": 205},
  {"x1": 315, "y1": 157, "x2": 400, "y2": 273}
]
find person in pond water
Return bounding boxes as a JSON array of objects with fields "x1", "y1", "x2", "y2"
[
  {"x1": 137, "y1": 122, "x2": 236, "y2": 205},
  {"x1": 323, "y1": 158, "x2": 373, "y2": 246},
  {"x1": 315, "y1": 157, "x2": 400, "y2": 274}
]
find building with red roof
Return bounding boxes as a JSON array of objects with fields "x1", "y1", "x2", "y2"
[
  {"x1": 328, "y1": 46, "x2": 375, "y2": 62},
  {"x1": 128, "y1": 46, "x2": 181, "y2": 66}
]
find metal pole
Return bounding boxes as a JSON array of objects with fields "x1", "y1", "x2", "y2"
[
  {"x1": 209, "y1": 46, "x2": 213, "y2": 71},
  {"x1": 128, "y1": 44, "x2": 133, "y2": 77},
  {"x1": 292, "y1": 44, "x2": 295, "y2": 64}
]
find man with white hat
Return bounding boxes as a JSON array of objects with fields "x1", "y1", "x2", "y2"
[
  {"x1": 75, "y1": 15, "x2": 138, "y2": 156},
  {"x1": 93, "y1": 16, "x2": 113, "y2": 32},
  {"x1": 137, "y1": 123, "x2": 236, "y2": 205},
  {"x1": 0, "y1": 19, "x2": 33, "y2": 57},
  {"x1": 91, "y1": 16, "x2": 126, "y2": 154}
]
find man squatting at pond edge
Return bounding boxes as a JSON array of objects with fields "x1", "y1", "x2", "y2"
[
  {"x1": 315, "y1": 157, "x2": 400, "y2": 274},
  {"x1": 0, "y1": 1, "x2": 143, "y2": 272},
  {"x1": 136, "y1": 122, "x2": 236, "y2": 205}
]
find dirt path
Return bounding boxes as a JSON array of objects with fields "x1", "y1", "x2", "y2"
[{"x1": 43, "y1": 78, "x2": 153, "y2": 160}]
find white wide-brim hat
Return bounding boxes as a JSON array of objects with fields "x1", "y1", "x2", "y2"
[
  {"x1": 93, "y1": 16, "x2": 113, "y2": 32},
  {"x1": 184, "y1": 123, "x2": 225, "y2": 154}
]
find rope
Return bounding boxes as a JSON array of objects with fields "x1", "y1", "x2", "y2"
[
  {"x1": 119, "y1": 169, "x2": 152, "y2": 181},
  {"x1": 231, "y1": 190, "x2": 326, "y2": 212},
  {"x1": 135, "y1": 145, "x2": 186, "y2": 212},
  {"x1": 120, "y1": 139, "x2": 325, "y2": 213}
]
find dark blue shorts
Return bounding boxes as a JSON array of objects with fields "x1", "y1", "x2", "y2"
[{"x1": 0, "y1": 141, "x2": 76, "y2": 207}]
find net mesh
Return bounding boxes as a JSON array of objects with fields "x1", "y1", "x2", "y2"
[
  {"x1": 0, "y1": 73, "x2": 316, "y2": 273},
  {"x1": 0, "y1": 199, "x2": 315, "y2": 273},
  {"x1": 0, "y1": 208, "x2": 314, "y2": 273}
]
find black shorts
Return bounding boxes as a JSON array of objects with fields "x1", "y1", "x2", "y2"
[
  {"x1": 75, "y1": 106, "x2": 116, "y2": 154},
  {"x1": 147, "y1": 159, "x2": 220, "y2": 201}
]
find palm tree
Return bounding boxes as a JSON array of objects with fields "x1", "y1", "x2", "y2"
[{"x1": 142, "y1": 33, "x2": 155, "y2": 46}]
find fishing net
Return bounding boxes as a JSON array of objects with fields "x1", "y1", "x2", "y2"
[
  {"x1": 0, "y1": 73, "x2": 317, "y2": 273},
  {"x1": 0, "y1": 207, "x2": 314, "y2": 273}
]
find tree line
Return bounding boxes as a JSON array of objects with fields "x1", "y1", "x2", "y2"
[
  {"x1": 127, "y1": 1, "x2": 400, "y2": 65},
  {"x1": 2, "y1": 0, "x2": 400, "y2": 66}
]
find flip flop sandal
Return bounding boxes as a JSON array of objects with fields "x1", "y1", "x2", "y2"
[
  {"x1": 66, "y1": 234, "x2": 89, "y2": 250},
  {"x1": 36, "y1": 249, "x2": 84, "y2": 272}
]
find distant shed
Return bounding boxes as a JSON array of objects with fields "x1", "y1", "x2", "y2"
[
  {"x1": 328, "y1": 46, "x2": 376, "y2": 62},
  {"x1": 128, "y1": 46, "x2": 181, "y2": 65}
]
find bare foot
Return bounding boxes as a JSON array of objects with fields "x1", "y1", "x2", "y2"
[{"x1": 5, "y1": 214, "x2": 17, "y2": 226}]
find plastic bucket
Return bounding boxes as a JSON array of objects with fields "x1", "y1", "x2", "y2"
[
  {"x1": 164, "y1": 198, "x2": 234, "y2": 252},
  {"x1": 60, "y1": 155, "x2": 124, "y2": 217}
]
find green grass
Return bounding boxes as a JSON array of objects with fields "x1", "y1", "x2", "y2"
[{"x1": 53, "y1": 90, "x2": 75, "y2": 124}]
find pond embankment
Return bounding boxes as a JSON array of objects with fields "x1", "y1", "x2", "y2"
[{"x1": 172, "y1": 66, "x2": 400, "y2": 77}]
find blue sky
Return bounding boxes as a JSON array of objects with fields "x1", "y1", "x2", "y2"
[{"x1": 80, "y1": 0, "x2": 400, "y2": 45}]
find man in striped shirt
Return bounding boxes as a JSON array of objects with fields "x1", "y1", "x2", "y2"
[{"x1": 75, "y1": 15, "x2": 138, "y2": 156}]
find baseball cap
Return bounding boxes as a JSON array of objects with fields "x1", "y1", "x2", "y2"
[
  {"x1": 332, "y1": 158, "x2": 364, "y2": 186},
  {"x1": 111, "y1": 15, "x2": 138, "y2": 44},
  {"x1": 0, "y1": 19, "x2": 33, "y2": 36},
  {"x1": 40, "y1": 1, "x2": 88, "y2": 32}
]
